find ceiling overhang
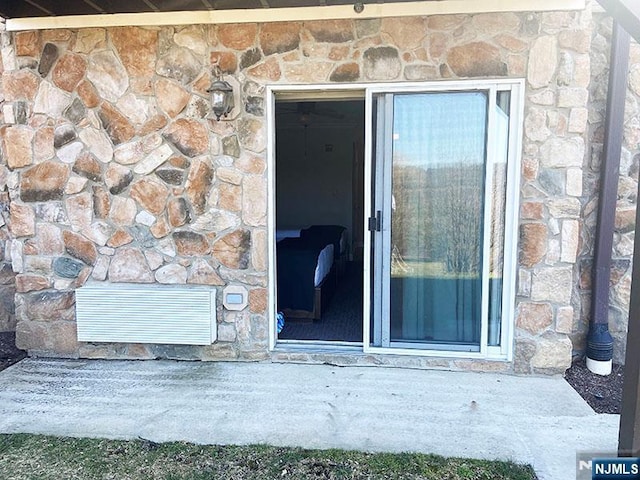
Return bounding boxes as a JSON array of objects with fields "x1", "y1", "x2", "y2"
[{"x1": 2, "y1": 0, "x2": 587, "y2": 31}]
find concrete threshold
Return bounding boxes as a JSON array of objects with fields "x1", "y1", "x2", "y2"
[{"x1": 0, "y1": 358, "x2": 619, "y2": 480}]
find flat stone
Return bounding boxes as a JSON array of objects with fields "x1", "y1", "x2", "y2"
[
  {"x1": 245, "y1": 96, "x2": 264, "y2": 116},
  {"x1": 155, "y1": 78, "x2": 191, "y2": 118},
  {"x1": 251, "y1": 229, "x2": 267, "y2": 272},
  {"x1": 156, "y1": 47, "x2": 202, "y2": 85},
  {"x1": 87, "y1": 50, "x2": 129, "y2": 103},
  {"x1": 150, "y1": 217, "x2": 171, "y2": 239},
  {"x1": 2, "y1": 70, "x2": 40, "y2": 101},
  {"x1": 53, "y1": 125, "x2": 77, "y2": 149},
  {"x1": 77, "y1": 80, "x2": 100, "y2": 108},
  {"x1": 15, "y1": 31, "x2": 41, "y2": 57},
  {"x1": 53, "y1": 257, "x2": 84, "y2": 278},
  {"x1": 219, "y1": 183, "x2": 241, "y2": 212},
  {"x1": 210, "y1": 51, "x2": 237, "y2": 74},
  {"x1": 144, "y1": 250, "x2": 164, "y2": 271},
  {"x1": 108, "y1": 247, "x2": 153, "y2": 283},
  {"x1": 530, "y1": 267, "x2": 573, "y2": 304},
  {"x1": 92, "y1": 186, "x2": 111, "y2": 219},
  {"x1": 173, "y1": 231, "x2": 210, "y2": 256},
  {"x1": 167, "y1": 198, "x2": 191, "y2": 228},
  {"x1": 20, "y1": 162, "x2": 70, "y2": 202},
  {"x1": 130, "y1": 178, "x2": 169, "y2": 216},
  {"x1": 237, "y1": 118, "x2": 265, "y2": 154},
  {"x1": 74, "y1": 28, "x2": 106, "y2": 54},
  {"x1": 78, "y1": 127, "x2": 113, "y2": 164},
  {"x1": 15, "y1": 274, "x2": 50, "y2": 293},
  {"x1": 240, "y1": 48, "x2": 262, "y2": 70},
  {"x1": 306, "y1": 19, "x2": 353, "y2": 43},
  {"x1": 330, "y1": 63, "x2": 360, "y2": 82},
  {"x1": 236, "y1": 155, "x2": 265, "y2": 175},
  {"x1": 222, "y1": 136, "x2": 241, "y2": 158},
  {"x1": 33, "y1": 82, "x2": 71, "y2": 118},
  {"x1": 363, "y1": 47, "x2": 401, "y2": 80},
  {"x1": 259, "y1": 23, "x2": 300, "y2": 55},
  {"x1": 56, "y1": 142, "x2": 84, "y2": 165},
  {"x1": 163, "y1": 119, "x2": 209, "y2": 157},
  {"x1": 381, "y1": 17, "x2": 426, "y2": 49},
  {"x1": 187, "y1": 258, "x2": 224, "y2": 285},
  {"x1": 516, "y1": 302, "x2": 553, "y2": 334},
  {"x1": 243, "y1": 176, "x2": 266, "y2": 227},
  {"x1": 185, "y1": 159, "x2": 214, "y2": 215},
  {"x1": 134, "y1": 144, "x2": 174, "y2": 175},
  {"x1": 247, "y1": 58, "x2": 281, "y2": 82},
  {"x1": 556, "y1": 306, "x2": 574, "y2": 334},
  {"x1": 38, "y1": 43, "x2": 59, "y2": 77},
  {"x1": 4, "y1": 126, "x2": 34, "y2": 170},
  {"x1": 105, "y1": 164, "x2": 133, "y2": 195},
  {"x1": 63, "y1": 98, "x2": 87, "y2": 125},
  {"x1": 62, "y1": 230, "x2": 97, "y2": 266},
  {"x1": 110, "y1": 27, "x2": 158, "y2": 77},
  {"x1": 218, "y1": 23, "x2": 258, "y2": 50},
  {"x1": 66, "y1": 192, "x2": 93, "y2": 231},
  {"x1": 36, "y1": 224, "x2": 64, "y2": 255},
  {"x1": 531, "y1": 333, "x2": 572, "y2": 371},
  {"x1": 448, "y1": 42, "x2": 506, "y2": 77},
  {"x1": 72, "y1": 152, "x2": 102, "y2": 182},
  {"x1": 156, "y1": 167, "x2": 185, "y2": 186},
  {"x1": 519, "y1": 223, "x2": 547, "y2": 268},
  {"x1": 9, "y1": 204, "x2": 35, "y2": 237},
  {"x1": 116, "y1": 93, "x2": 152, "y2": 126},
  {"x1": 217, "y1": 167, "x2": 243, "y2": 185},
  {"x1": 528, "y1": 36, "x2": 558, "y2": 89},
  {"x1": 283, "y1": 62, "x2": 333, "y2": 83},
  {"x1": 539, "y1": 137, "x2": 585, "y2": 168},
  {"x1": 548, "y1": 198, "x2": 581, "y2": 219},
  {"x1": 98, "y1": 103, "x2": 135, "y2": 146},
  {"x1": 191, "y1": 208, "x2": 239, "y2": 233},
  {"x1": 52, "y1": 53, "x2": 86, "y2": 92},
  {"x1": 174, "y1": 25, "x2": 207, "y2": 55},
  {"x1": 155, "y1": 264, "x2": 188, "y2": 284},
  {"x1": 212, "y1": 229, "x2": 251, "y2": 269},
  {"x1": 107, "y1": 229, "x2": 134, "y2": 248},
  {"x1": 139, "y1": 115, "x2": 168, "y2": 137},
  {"x1": 560, "y1": 220, "x2": 579, "y2": 264},
  {"x1": 109, "y1": 197, "x2": 137, "y2": 225}
]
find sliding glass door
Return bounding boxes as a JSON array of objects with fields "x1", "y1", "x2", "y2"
[{"x1": 367, "y1": 82, "x2": 521, "y2": 357}]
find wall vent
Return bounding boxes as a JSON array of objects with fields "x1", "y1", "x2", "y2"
[{"x1": 76, "y1": 283, "x2": 217, "y2": 345}]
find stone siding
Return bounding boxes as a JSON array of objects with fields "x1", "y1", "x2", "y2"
[
  {"x1": 574, "y1": 14, "x2": 640, "y2": 365},
  {"x1": 0, "y1": 7, "x2": 602, "y2": 371}
]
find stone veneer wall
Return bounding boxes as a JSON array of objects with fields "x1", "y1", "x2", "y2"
[
  {"x1": 574, "y1": 14, "x2": 640, "y2": 365},
  {"x1": 0, "y1": 7, "x2": 598, "y2": 371}
]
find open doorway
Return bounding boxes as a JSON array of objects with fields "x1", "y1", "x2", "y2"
[{"x1": 274, "y1": 97, "x2": 365, "y2": 343}]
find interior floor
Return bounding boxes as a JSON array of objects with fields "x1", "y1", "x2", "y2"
[{"x1": 278, "y1": 262, "x2": 363, "y2": 342}]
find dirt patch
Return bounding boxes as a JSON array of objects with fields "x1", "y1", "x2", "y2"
[
  {"x1": 565, "y1": 358, "x2": 624, "y2": 414},
  {"x1": 0, "y1": 332, "x2": 26, "y2": 373}
]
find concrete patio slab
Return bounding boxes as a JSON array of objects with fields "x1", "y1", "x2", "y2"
[{"x1": 0, "y1": 358, "x2": 619, "y2": 480}]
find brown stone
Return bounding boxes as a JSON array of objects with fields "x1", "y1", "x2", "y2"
[
  {"x1": 21, "y1": 161, "x2": 70, "y2": 202},
  {"x1": 330, "y1": 63, "x2": 360, "y2": 82},
  {"x1": 155, "y1": 79, "x2": 191, "y2": 118},
  {"x1": 495, "y1": 34, "x2": 529, "y2": 53},
  {"x1": 150, "y1": 217, "x2": 171, "y2": 239},
  {"x1": 210, "y1": 51, "x2": 238, "y2": 74},
  {"x1": 130, "y1": 178, "x2": 169, "y2": 215},
  {"x1": 247, "y1": 58, "x2": 282, "y2": 81},
  {"x1": 92, "y1": 186, "x2": 111, "y2": 219},
  {"x1": 519, "y1": 223, "x2": 548, "y2": 268},
  {"x1": 65, "y1": 192, "x2": 93, "y2": 230},
  {"x1": 521, "y1": 202, "x2": 544, "y2": 220},
  {"x1": 109, "y1": 196, "x2": 137, "y2": 225},
  {"x1": 167, "y1": 198, "x2": 191, "y2": 228},
  {"x1": 110, "y1": 27, "x2": 159, "y2": 77},
  {"x1": 427, "y1": 15, "x2": 467, "y2": 31},
  {"x1": 219, "y1": 183, "x2": 242, "y2": 212},
  {"x1": 108, "y1": 247, "x2": 154, "y2": 283},
  {"x1": 36, "y1": 224, "x2": 64, "y2": 255},
  {"x1": 87, "y1": 50, "x2": 128, "y2": 103},
  {"x1": 98, "y1": 103, "x2": 135, "y2": 146},
  {"x1": 52, "y1": 53, "x2": 86, "y2": 92},
  {"x1": 329, "y1": 46, "x2": 350, "y2": 61},
  {"x1": 363, "y1": 46, "x2": 401, "y2": 80},
  {"x1": 77, "y1": 80, "x2": 101, "y2": 108},
  {"x1": 163, "y1": 119, "x2": 209, "y2": 157},
  {"x1": 249, "y1": 288, "x2": 267, "y2": 314},
  {"x1": 218, "y1": 23, "x2": 257, "y2": 50},
  {"x1": 15, "y1": 31, "x2": 41, "y2": 57},
  {"x1": 139, "y1": 114, "x2": 169, "y2": 137},
  {"x1": 448, "y1": 42, "x2": 507, "y2": 77},
  {"x1": 173, "y1": 231, "x2": 210, "y2": 256},
  {"x1": 381, "y1": 17, "x2": 426, "y2": 49},
  {"x1": 107, "y1": 229, "x2": 134, "y2": 248},
  {"x1": 212, "y1": 229, "x2": 251, "y2": 269},
  {"x1": 62, "y1": 230, "x2": 97, "y2": 267},
  {"x1": 516, "y1": 302, "x2": 553, "y2": 334},
  {"x1": 104, "y1": 163, "x2": 133, "y2": 195},
  {"x1": 236, "y1": 155, "x2": 266, "y2": 174},
  {"x1": 4, "y1": 126, "x2": 34, "y2": 170},
  {"x1": 306, "y1": 19, "x2": 353, "y2": 43},
  {"x1": 187, "y1": 258, "x2": 224, "y2": 285},
  {"x1": 9, "y1": 204, "x2": 35, "y2": 237},
  {"x1": 72, "y1": 152, "x2": 102, "y2": 182},
  {"x1": 260, "y1": 23, "x2": 301, "y2": 56},
  {"x1": 2, "y1": 70, "x2": 40, "y2": 101},
  {"x1": 242, "y1": 176, "x2": 266, "y2": 227},
  {"x1": 185, "y1": 159, "x2": 214, "y2": 214},
  {"x1": 18, "y1": 291, "x2": 75, "y2": 322},
  {"x1": 16, "y1": 274, "x2": 50, "y2": 293}
]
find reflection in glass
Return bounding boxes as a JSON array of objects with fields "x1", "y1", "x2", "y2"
[{"x1": 389, "y1": 92, "x2": 487, "y2": 346}]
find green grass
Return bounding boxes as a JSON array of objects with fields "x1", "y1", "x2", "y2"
[{"x1": 0, "y1": 434, "x2": 537, "y2": 480}]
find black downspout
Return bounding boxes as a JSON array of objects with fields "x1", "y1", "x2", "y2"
[{"x1": 587, "y1": 21, "x2": 631, "y2": 375}]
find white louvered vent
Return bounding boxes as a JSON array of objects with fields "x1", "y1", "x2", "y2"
[{"x1": 76, "y1": 283, "x2": 217, "y2": 345}]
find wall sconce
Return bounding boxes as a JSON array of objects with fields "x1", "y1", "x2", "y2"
[{"x1": 208, "y1": 66, "x2": 234, "y2": 121}]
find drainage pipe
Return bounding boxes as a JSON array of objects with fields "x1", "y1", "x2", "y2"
[{"x1": 587, "y1": 21, "x2": 631, "y2": 376}]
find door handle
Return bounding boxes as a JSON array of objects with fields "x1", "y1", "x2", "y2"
[{"x1": 368, "y1": 210, "x2": 382, "y2": 232}]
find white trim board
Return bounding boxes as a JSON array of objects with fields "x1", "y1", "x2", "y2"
[{"x1": 7, "y1": 0, "x2": 586, "y2": 31}]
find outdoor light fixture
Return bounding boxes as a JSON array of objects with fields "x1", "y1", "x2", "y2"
[{"x1": 208, "y1": 66, "x2": 234, "y2": 121}]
